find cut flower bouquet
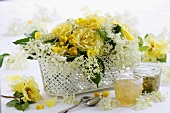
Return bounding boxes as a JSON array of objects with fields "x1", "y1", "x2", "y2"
[{"x1": 13, "y1": 14, "x2": 140, "y2": 94}]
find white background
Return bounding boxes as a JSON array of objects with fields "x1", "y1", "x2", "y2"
[{"x1": 0, "y1": 0, "x2": 170, "y2": 113}]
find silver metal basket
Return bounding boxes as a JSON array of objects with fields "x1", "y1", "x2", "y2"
[{"x1": 39, "y1": 61, "x2": 114, "y2": 96}]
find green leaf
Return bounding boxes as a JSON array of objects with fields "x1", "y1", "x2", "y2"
[
  {"x1": 22, "y1": 102, "x2": 29, "y2": 111},
  {"x1": 113, "y1": 24, "x2": 121, "y2": 34},
  {"x1": 145, "y1": 34, "x2": 149, "y2": 38},
  {"x1": 29, "y1": 30, "x2": 38, "y2": 38},
  {"x1": 96, "y1": 57, "x2": 105, "y2": 75},
  {"x1": 13, "y1": 37, "x2": 32, "y2": 45},
  {"x1": 15, "y1": 102, "x2": 29, "y2": 111},
  {"x1": 139, "y1": 46, "x2": 148, "y2": 52},
  {"x1": 13, "y1": 30, "x2": 38, "y2": 45},
  {"x1": 91, "y1": 73, "x2": 101, "y2": 88},
  {"x1": 6, "y1": 100, "x2": 19, "y2": 107},
  {"x1": 27, "y1": 56, "x2": 34, "y2": 60},
  {"x1": 138, "y1": 36, "x2": 143, "y2": 47},
  {"x1": 0, "y1": 53, "x2": 10, "y2": 68},
  {"x1": 157, "y1": 54, "x2": 167, "y2": 62},
  {"x1": 96, "y1": 29, "x2": 108, "y2": 41},
  {"x1": 15, "y1": 103, "x2": 23, "y2": 111}
]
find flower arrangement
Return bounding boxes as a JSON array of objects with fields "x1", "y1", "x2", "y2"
[{"x1": 13, "y1": 14, "x2": 140, "y2": 88}]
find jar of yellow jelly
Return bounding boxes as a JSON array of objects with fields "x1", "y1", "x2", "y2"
[
  {"x1": 133, "y1": 63, "x2": 161, "y2": 93},
  {"x1": 114, "y1": 71, "x2": 142, "y2": 106}
]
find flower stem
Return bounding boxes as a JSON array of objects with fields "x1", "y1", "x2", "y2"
[{"x1": 1, "y1": 95, "x2": 15, "y2": 98}]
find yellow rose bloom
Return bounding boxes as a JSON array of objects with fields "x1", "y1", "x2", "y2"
[
  {"x1": 22, "y1": 79, "x2": 42, "y2": 102},
  {"x1": 75, "y1": 14, "x2": 104, "y2": 29},
  {"x1": 72, "y1": 27, "x2": 103, "y2": 51},
  {"x1": 143, "y1": 34, "x2": 169, "y2": 62},
  {"x1": 51, "y1": 22, "x2": 72, "y2": 37}
]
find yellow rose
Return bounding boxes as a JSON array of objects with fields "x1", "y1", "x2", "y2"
[
  {"x1": 72, "y1": 27, "x2": 103, "y2": 51},
  {"x1": 75, "y1": 14, "x2": 104, "y2": 29},
  {"x1": 22, "y1": 79, "x2": 42, "y2": 102},
  {"x1": 143, "y1": 34, "x2": 169, "y2": 62},
  {"x1": 51, "y1": 22, "x2": 72, "y2": 37}
]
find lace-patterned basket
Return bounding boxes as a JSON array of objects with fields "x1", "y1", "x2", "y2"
[{"x1": 39, "y1": 60, "x2": 115, "y2": 96}]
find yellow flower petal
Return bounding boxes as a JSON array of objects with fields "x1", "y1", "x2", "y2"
[
  {"x1": 36, "y1": 103, "x2": 44, "y2": 110},
  {"x1": 27, "y1": 20, "x2": 32, "y2": 24},
  {"x1": 11, "y1": 82, "x2": 25, "y2": 92},
  {"x1": 6, "y1": 75, "x2": 21, "y2": 82},
  {"x1": 53, "y1": 46, "x2": 58, "y2": 53},
  {"x1": 102, "y1": 91, "x2": 109, "y2": 98},
  {"x1": 35, "y1": 32, "x2": 41, "y2": 39},
  {"x1": 94, "y1": 92, "x2": 100, "y2": 97},
  {"x1": 121, "y1": 28, "x2": 135, "y2": 40},
  {"x1": 44, "y1": 96, "x2": 57, "y2": 108}
]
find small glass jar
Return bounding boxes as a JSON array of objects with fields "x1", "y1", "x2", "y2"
[
  {"x1": 133, "y1": 62, "x2": 162, "y2": 93},
  {"x1": 114, "y1": 71, "x2": 142, "y2": 106}
]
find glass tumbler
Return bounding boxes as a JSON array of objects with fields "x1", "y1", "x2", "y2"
[
  {"x1": 133, "y1": 62, "x2": 161, "y2": 93},
  {"x1": 114, "y1": 71, "x2": 142, "y2": 106}
]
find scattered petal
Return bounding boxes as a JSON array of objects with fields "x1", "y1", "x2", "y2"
[
  {"x1": 36, "y1": 103, "x2": 44, "y2": 110},
  {"x1": 44, "y1": 96, "x2": 57, "y2": 107},
  {"x1": 6, "y1": 75, "x2": 21, "y2": 82}
]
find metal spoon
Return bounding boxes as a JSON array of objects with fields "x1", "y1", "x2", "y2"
[
  {"x1": 58, "y1": 96, "x2": 102, "y2": 113},
  {"x1": 58, "y1": 96, "x2": 92, "y2": 113},
  {"x1": 86, "y1": 96, "x2": 102, "y2": 106}
]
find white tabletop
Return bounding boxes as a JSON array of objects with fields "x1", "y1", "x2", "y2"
[{"x1": 1, "y1": 0, "x2": 170, "y2": 113}]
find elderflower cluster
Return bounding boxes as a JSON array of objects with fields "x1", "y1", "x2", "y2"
[
  {"x1": 159, "y1": 64, "x2": 170, "y2": 84},
  {"x1": 134, "y1": 91, "x2": 167, "y2": 110},
  {"x1": 150, "y1": 91, "x2": 167, "y2": 102},
  {"x1": 5, "y1": 6, "x2": 59, "y2": 36},
  {"x1": 98, "y1": 97, "x2": 118, "y2": 110},
  {"x1": 6, "y1": 52, "x2": 28, "y2": 69},
  {"x1": 134, "y1": 96, "x2": 152, "y2": 110},
  {"x1": 61, "y1": 94, "x2": 78, "y2": 105}
]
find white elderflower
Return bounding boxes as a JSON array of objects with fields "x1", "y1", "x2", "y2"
[
  {"x1": 98, "y1": 97, "x2": 118, "y2": 110},
  {"x1": 6, "y1": 52, "x2": 28, "y2": 70},
  {"x1": 159, "y1": 64, "x2": 170, "y2": 85},
  {"x1": 150, "y1": 91, "x2": 167, "y2": 102},
  {"x1": 134, "y1": 96, "x2": 152, "y2": 110},
  {"x1": 61, "y1": 94, "x2": 78, "y2": 105}
]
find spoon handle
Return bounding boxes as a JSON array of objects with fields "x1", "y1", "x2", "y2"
[{"x1": 58, "y1": 103, "x2": 80, "y2": 113}]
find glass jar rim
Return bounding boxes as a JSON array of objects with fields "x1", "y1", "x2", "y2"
[{"x1": 133, "y1": 62, "x2": 162, "y2": 77}]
